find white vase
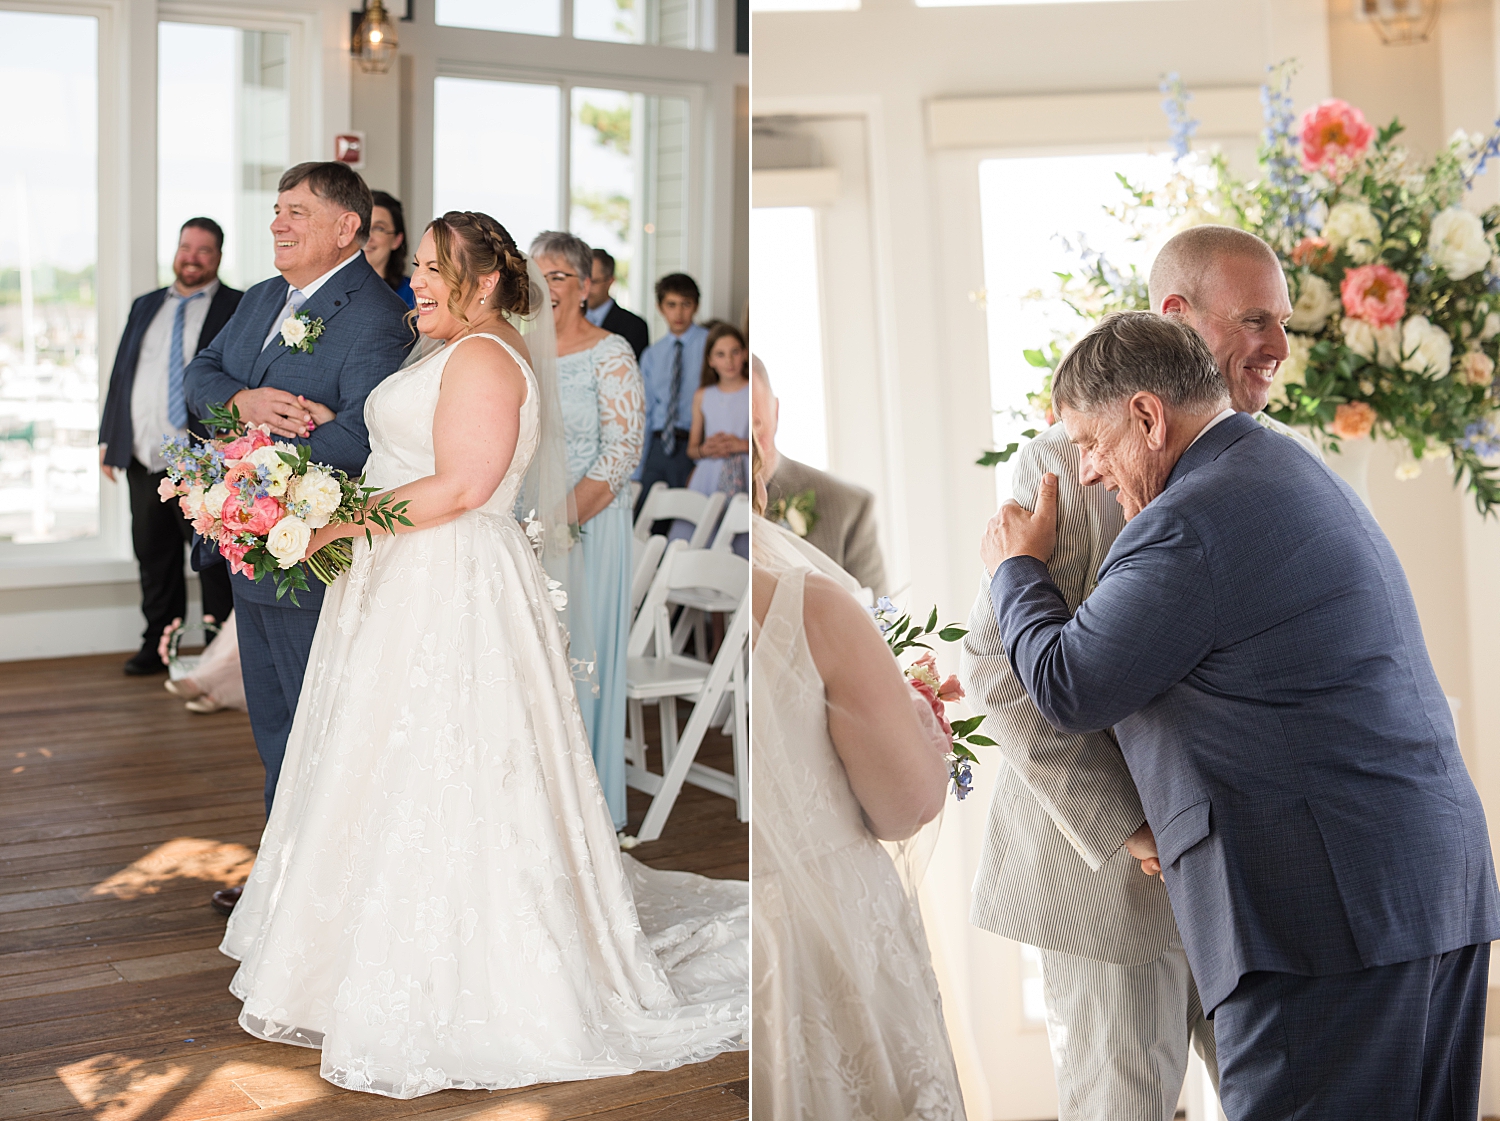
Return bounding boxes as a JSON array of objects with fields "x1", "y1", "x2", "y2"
[{"x1": 1324, "y1": 436, "x2": 1374, "y2": 512}]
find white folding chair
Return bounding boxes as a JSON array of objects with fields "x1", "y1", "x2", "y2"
[
  {"x1": 633, "y1": 483, "x2": 726, "y2": 549},
  {"x1": 710, "y1": 492, "x2": 751, "y2": 553},
  {"x1": 630, "y1": 533, "x2": 668, "y2": 621},
  {"x1": 624, "y1": 543, "x2": 749, "y2": 841}
]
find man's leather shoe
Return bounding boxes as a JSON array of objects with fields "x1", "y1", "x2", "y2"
[
  {"x1": 123, "y1": 646, "x2": 167, "y2": 676},
  {"x1": 211, "y1": 885, "x2": 243, "y2": 916}
]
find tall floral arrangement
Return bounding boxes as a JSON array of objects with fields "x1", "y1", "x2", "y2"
[{"x1": 1005, "y1": 64, "x2": 1500, "y2": 513}]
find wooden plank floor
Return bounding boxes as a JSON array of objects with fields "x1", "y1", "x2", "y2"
[{"x1": 0, "y1": 653, "x2": 748, "y2": 1120}]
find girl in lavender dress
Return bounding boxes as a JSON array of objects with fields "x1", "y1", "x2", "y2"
[{"x1": 669, "y1": 323, "x2": 750, "y2": 555}]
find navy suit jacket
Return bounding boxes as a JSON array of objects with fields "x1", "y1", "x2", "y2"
[
  {"x1": 183, "y1": 253, "x2": 412, "y2": 609},
  {"x1": 99, "y1": 283, "x2": 243, "y2": 469},
  {"x1": 992, "y1": 412, "x2": 1500, "y2": 1012},
  {"x1": 601, "y1": 301, "x2": 650, "y2": 360}
]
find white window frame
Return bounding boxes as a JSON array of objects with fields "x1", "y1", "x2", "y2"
[{"x1": 438, "y1": 0, "x2": 717, "y2": 54}]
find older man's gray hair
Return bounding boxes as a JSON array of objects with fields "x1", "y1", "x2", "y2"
[
  {"x1": 1052, "y1": 311, "x2": 1229, "y2": 414},
  {"x1": 528, "y1": 230, "x2": 594, "y2": 284}
]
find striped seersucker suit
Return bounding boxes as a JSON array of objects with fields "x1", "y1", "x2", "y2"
[{"x1": 960, "y1": 414, "x2": 1317, "y2": 1120}]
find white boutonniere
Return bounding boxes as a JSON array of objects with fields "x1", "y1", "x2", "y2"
[
  {"x1": 765, "y1": 488, "x2": 817, "y2": 538},
  {"x1": 280, "y1": 311, "x2": 325, "y2": 354}
]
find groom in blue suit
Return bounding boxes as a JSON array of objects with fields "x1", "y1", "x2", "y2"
[
  {"x1": 984, "y1": 311, "x2": 1500, "y2": 1120},
  {"x1": 185, "y1": 162, "x2": 411, "y2": 913}
]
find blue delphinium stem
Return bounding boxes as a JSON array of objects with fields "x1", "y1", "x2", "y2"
[{"x1": 1160, "y1": 72, "x2": 1198, "y2": 163}]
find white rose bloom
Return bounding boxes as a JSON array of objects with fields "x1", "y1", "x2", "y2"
[
  {"x1": 203, "y1": 482, "x2": 231, "y2": 519},
  {"x1": 1395, "y1": 460, "x2": 1423, "y2": 481},
  {"x1": 281, "y1": 317, "x2": 308, "y2": 347},
  {"x1": 1344, "y1": 318, "x2": 1402, "y2": 367},
  {"x1": 1400, "y1": 315, "x2": 1454, "y2": 379},
  {"x1": 1428, "y1": 207, "x2": 1493, "y2": 281},
  {"x1": 288, "y1": 466, "x2": 342, "y2": 529},
  {"x1": 1481, "y1": 312, "x2": 1500, "y2": 341},
  {"x1": 181, "y1": 485, "x2": 208, "y2": 520},
  {"x1": 266, "y1": 515, "x2": 312, "y2": 569},
  {"x1": 1269, "y1": 333, "x2": 1313, "y2": 407},
  {"x1": 1324, "y1": 200, "x2": 1382, "y2": 264},
  {"x1": 1289, "y1": 274, "x2": 1341, "y2": 333}
]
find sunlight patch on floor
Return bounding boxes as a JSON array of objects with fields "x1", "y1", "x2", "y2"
[{"x1": 90, "y1": 838, "x2": 255, "y2": 900}]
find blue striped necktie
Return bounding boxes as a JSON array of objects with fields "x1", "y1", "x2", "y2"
[
  {"x1": 167, "y1": 289, "x2": 207, "y2": 429},
  {"x1": 662, "y1": 338, "x2": 685, "y2": 454}
]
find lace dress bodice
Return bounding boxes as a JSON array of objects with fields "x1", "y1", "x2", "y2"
[
  {"x1": 557, "y1": 332, "x2": 645, "y2": 510},
  {"x1": 362, "y1": 332, "x2": 539, "y2": 516}
]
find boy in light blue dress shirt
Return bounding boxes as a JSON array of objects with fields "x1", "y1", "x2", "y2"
[{"x1": 634, "y1": 273, "x2": 707, "y2": 521}]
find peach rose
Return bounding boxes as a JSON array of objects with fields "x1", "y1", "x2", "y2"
[
  {"x1": 1331, "y1": 401, "x2": 1377, "y2": 441},
  {"x1": 1341, "y1": 264, "x2": 1408, "y2": 327},
  {"x1": 221, "y1": 428, "x2": 274, "y2": 462},
  {"x1": 1460, "y1": 350, "x2": 1496, "y2": 387},
  {"x1": 1301, "y1": 99, "x2": 1374, "y2": 173},
  {"x1": 1291, "y1": 236, "x2": 1334, "y2": 268}
]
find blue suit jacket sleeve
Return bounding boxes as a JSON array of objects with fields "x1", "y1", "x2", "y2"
[
  {"x1": 183, "y1": 320, "x2": 249, "y2": 420},
  {"x1": 992, "y1": 507, "x2": 1218, "y2": 734},
  {"x1": 304, "y1": 311, "x2": 410, "y2": 471}
]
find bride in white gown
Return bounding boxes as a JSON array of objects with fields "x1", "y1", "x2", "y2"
[{"x1": 220, "y1": 211, "x2": 747, "y2": 1099}]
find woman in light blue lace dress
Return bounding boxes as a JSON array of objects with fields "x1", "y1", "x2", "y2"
[{"x1": 532, "y1": 232, "x2": 646, "y2": 830}]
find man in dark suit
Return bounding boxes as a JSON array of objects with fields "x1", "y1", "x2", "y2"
[
  {"x1": 99, "y1": 217, "x2": 241, "y2": 675},
  {"x1": 985, "y1": 311, "x2": 1500, "y2": 1119},
  {"x1": 184, "y1": 162, "x2": 411, "y2": 914},
  {"x1": 585, "y1": 248, "x2": 649, "y2": 359}
]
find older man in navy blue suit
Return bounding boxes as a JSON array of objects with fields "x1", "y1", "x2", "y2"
[
  {"x1": 984, "y1": 311, "x2": 1500, "y2": 1120},
  {"x1": 185, "y1": 162, "x2": 410, "y2": 914}
]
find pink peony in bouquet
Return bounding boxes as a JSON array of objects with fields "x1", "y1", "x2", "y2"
[{"x1": 159, "y1": 404, "x2": 410, "y2": 604}]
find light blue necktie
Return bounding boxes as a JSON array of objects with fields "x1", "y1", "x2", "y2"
[
  {"x1": 262, "y1": 286, "x2": 307, "y2": 351},
  {"x1": 662, "y1": 338, "x2": 685, "y2": 454},
  {"x1": 167, "y1": 290, "x2": 207, "y2": 429}
]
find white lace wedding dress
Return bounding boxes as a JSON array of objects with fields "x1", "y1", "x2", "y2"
[
  {"x1": 752, "y1": 524, "x2": 965, "y2": 1120},
  {"x1": 220, "y1": 334, "x2": 748, "y2": 1098}
]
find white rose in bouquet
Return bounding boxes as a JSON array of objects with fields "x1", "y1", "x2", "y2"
[
  {"x1": 245, "y1": 443, "x2": 297, "y2": 496},
  {"x1": 181, "y1": 485, "x2": 208, "y2": 520},
  {"x1": 266, "y1": 515, "x2": 312, "y2": 569},
  {"x1": 1324, "y1": 200, "x2": 1382, "y2": 264},
  {"x1": 1460, "y1": 349, "x2": 1496, "y2": 386},
  {"x1": 1482, "y1": 312, "x2": 1500, "y2": 341},
  {"x1": 1343, "y1": 318, "x2": 1402, "y2": 367},
  {"x1": 280, "y1": 317, "x2": 308, "y2": 348},
  {"x1": 288, "y1": 466, "x2": 342, "y2": 529},
  {"x1": 1401, "y1": 315, "x2": 1454, "y2": 378},
  {"x1": 1289, "y1": 274, "x2": 1340, "y2": 333},
  {"x1": 204, "y1": 481, "x2": 231, "y2": 519},
  {"x1": 1428, "y1": 208, "x2": 1493, "y2": 281}
]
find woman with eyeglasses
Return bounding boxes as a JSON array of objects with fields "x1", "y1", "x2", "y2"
[
  {"x1": 365, "y1": 190, "x2": 415, "y2": 310},
  {"x1": 530, "y1": 230, "x2": 646, "y2": 833}
]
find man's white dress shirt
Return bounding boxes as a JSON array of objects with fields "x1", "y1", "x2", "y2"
[{"x1": 131, "y1": 280, "x2": 219, "y2": 470}]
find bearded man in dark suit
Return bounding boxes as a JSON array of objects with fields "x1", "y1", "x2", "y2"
[
  {"x1": 585, "y1": 248, "x2": 649, "y2": 359},
  {"x1": 99, "y1": 217, "x2": 242, "y2": 674}
]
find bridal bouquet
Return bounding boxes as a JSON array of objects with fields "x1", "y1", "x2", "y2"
[
  {"x1": 1003, "y1": 63, "x2": 1500, "y2": 513},
  {"x1": 870, "y1": 597, "x2": 992, "y2": 801},
  {"x1": 159, "y1": 404, "x2": 411, "y2": 605}
]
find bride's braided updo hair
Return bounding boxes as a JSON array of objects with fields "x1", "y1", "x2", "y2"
[{"x1": 427, "y1": 211, "x2": 533, "y2": 327}]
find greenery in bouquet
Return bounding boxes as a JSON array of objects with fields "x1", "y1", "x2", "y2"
[
  {"x1": 997, "y1": 63, "x2": 1500, "y2": 514},
  {"x1": 869, "y1": 597, "x2": 992, "y2": 801},
  {"x1": 159, "y1": 404, "x2": 412, "y2": 605}
]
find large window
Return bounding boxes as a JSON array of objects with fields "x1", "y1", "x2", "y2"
[
  {"x1": 978, "y1": 151, "x2": 1174, "y2": 500},
  {"x1": 433, "y1": 75, "x2": 690, "y2": 332},
  {"x1": 437, "y1": 0, "x2": 705, "y2": 47},
  {"x1": 0, "y1": 10, "x2": 99, "y2": 545},
  {"x1": 159, "y1": 22, "x2": 291, "y2": 290},
  {"x1": 748, "y1": 206, "x2": 827, "y2": 468}
]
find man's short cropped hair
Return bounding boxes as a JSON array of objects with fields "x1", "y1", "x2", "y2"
[
  {"x1": 277, "y1": 161, "x2": 374, "y2": 244},
  {"x1": 592, "y1": 248, "x2": 616, "y2": 278},
  {"x1": 179, "y1": 217, "x2": 225, "y2": 252},
  {"x1": 1052, "y1": 310, "x2": 1229, "y2": 415},
  {"x1": 655, "y1": 272, "x2": 700, "y2": 307}
]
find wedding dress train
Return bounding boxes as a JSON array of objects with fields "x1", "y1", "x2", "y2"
[{"x1": 220, "y1": 334, "x2": 747, "y2": 1098}]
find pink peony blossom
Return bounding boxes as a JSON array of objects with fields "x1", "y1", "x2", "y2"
[
  {"x1": 1331, "y1": 401, "x2": 1377, "y2": 441},
  {"x1": 157, "y1": 476, "x2": 183, "y2": 501},
  {"x1": 1291, "y1": 236, "x2": 1334, "y2": 268},
  {"x1": 1301, "y1": 100, "x2": 1374, "y2": 173},
  {"x1": 221, "y1": 492, "x2": 285, "y2": 536},
  {"x1": 220, "y1": 428, "x2": 274, "y2": 462},
  {"x1": 1341, "y1": 264, "x2": 1408, "y2": 327},
  {"x1": 911, "y1": 651, "x2": 965, "y2": 703},
  {"x1": 218, "y1": 538, "x2": 254, "y2": 578}
]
